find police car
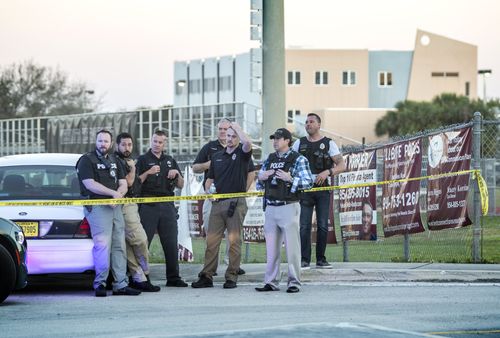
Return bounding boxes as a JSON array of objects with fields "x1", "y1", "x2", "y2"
[{"x1": 0, "y1": 153, "x2": 94, "y2": 274}]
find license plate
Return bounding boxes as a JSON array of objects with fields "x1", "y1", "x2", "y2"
[{"x1": 15, "y1": 221, "x2": 39, "y2": 237}]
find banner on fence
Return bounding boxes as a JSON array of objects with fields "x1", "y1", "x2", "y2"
[
  {"x1": 427, "y1": 128, "x2": 472, "y2": 230},
  {"x1": 243, "y1": 196, "x2": 265, "y2": 243},
  {"x1": 339, "y1": 150, "x2": 377, "y2": 241},
  {"x1": 382, "y1": 139, "x2": 425, "y2": 237}
]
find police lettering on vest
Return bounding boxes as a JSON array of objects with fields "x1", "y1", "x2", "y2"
[
  {"x1": 264, "y1": 151, "x2": 301, "y2": 202},
  {"x1": 76, "y1": 152, "x2": 120, "y2": 198}
]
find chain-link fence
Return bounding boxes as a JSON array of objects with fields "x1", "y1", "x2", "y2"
[{"x1": 171, "y1": 113, "x2": 499, "y2": 265}]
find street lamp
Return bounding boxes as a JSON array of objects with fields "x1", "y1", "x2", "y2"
[{"x1": 478, "y1": 69, "x2": 492, "y2": 101}]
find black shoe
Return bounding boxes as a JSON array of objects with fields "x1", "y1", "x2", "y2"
[
  {"x1": 301, "y1": 261, "x2": 310, "y2": 270},
  {"x1": 191, "y1": 276, "x2": 213, "y2": 288},
  {"x1": 95, "y1": 285, "x2": 107, "y2": 297},
  {"x1": 316, "y1": 260, "x2": 332, "y2": 269},
  {"x1": 223, "y1": 280, "x2": 237, "y2": 289},
  {"x1": 255, "y1": 284, "x2": 279, "y2": 292},
  {"x1": 131, "y1": 280, "x2": 161, "y2": 292},
  {"x1": 286, "y1": 286, "x2": 300, "y2": 293},
  {"x1": 112, "y1": 286, "x2": 142, "y2": 296},
  {"x1": 166, "y1": 279, "x2": 188, "y2": 287},
  {"x1": 237, "y1": 268, "x2": 246, "y2": 275}
]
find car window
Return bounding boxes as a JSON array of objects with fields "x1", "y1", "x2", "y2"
[{"x1": 0, "y1": 165, "x2": 81, "y2": 200}]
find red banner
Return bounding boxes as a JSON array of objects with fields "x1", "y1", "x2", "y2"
[
  {"x1": 382, "y1": 139, "x2": 425, "y2": 237},
  {"x1": 339, "y1": 150, "x2": 377, "y2": 241},
  {"x1": 427, "y1": 128, "x2": 472, "y2": 230}
]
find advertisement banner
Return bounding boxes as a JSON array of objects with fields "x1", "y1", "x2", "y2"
[
  {"x1": 339, "y1": 150, "x2": 377, "y2": 241},
  {"x1": 243, "y1": 196, "x2": 265, "y2": 243},
  {"x1": 427, "y1": 128, "x2": 472, "y2": 230},
  {"x1": 382, "y1": 139, "x2": 425, "y2": 237}
]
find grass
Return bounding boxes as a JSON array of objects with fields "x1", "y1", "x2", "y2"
[{"x1": 149, "y1": 215, "x2": 500, "y2": 264}]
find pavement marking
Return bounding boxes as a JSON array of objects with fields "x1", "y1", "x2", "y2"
[{"x1": 426, "y1": 329, "x2": 500, "y2": 336}]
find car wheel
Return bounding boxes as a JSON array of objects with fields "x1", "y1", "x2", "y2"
[{"x1": 0, "y1": 244, "x2": 16, "y2": 303}]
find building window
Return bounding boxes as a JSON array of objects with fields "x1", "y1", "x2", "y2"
[
  {"x1": 342, "y1": 71, "x2": 356, "y2": 86},
  {"x1": 378, "y1": 71, "x2": 392, "y2": 87},
  {"x1": 219, "y1": 76, "x2": 232, "y2": 91},
  {"x1": 203, "y1": 78, "x2": 216, "y2": 92},
  {"x1": 465, "y1": 81, "x2": 470, "y2": 96},
  {"x1": 431, "y1": 72, "x2": 459, "y2": 77},
  {"x1": 287, "y1": 109, "x2": 300, "y2": 123},
  {"x1": 189, "y1": 79, "x2": 201, "y2": 94},
  {"x1": 175, "y1": 80, "x2": 187, "y2": 95},
  {"x1": 287, "y1": 71, "x2": 301, "y2": 85},
  {"x1": 315, "y1": 71, "x2": 328, "y2": 85}
]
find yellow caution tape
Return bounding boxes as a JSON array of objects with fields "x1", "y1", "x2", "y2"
[
  {"x1": 0, "y1": 169, "x2": 487, "y2": 208},
  {"x1": 474, "y1": 170, "x2": 489, "y2": 215}
]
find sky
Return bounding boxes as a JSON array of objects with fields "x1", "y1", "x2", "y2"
[{"x1": 0, "y1": 0, "x2": 499, "y2": 111}]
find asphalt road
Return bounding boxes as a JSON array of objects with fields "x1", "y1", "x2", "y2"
[{"x1": 1, "y1": 263, "x2": 499, "y2": 338}]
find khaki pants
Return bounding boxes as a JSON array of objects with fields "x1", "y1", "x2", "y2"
[
  {"x1": 200, "y1": 198, "x2": 248, "y2": 282},
  {"x1": 263, "y1": 203, "x2": 301, "y2": 289},
  {"x1": 123, "y1": 203, "x2": 150, "y2": 283}
]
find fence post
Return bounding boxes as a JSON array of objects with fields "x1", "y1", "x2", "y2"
[
  {"x1": 472, "y1": 112, "x2": 482, "y2": 263},
  {"x1": 342, "y1": 239, "x2": 349, "y2": 262},
  {"x1": 404, "y1": 233, "x2": 410, "y2": 262}
]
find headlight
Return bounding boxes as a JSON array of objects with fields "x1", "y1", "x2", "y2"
[{"x1": 15, "y1": 231, "x2": 25, "y2": 245}]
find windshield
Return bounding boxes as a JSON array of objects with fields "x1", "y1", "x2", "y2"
[{"x1": 0, "y1": 165, "x2": 81, "y2": 200}]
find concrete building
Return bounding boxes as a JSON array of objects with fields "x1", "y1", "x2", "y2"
[{"x1": 174, "y1": 30, "x2": 477, "y2": 147}]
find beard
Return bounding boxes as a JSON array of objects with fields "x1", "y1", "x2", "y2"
[
  {"x1": 121, "y1": 150, "x2": 131, "y2": 158},
  {"x1": 96, "y1": 146, "x2": 110, "y2": 156}
]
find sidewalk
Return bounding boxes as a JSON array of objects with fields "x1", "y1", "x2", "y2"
[{"x1": 150, "y1": 262, "x2": 500, "y2": 284}]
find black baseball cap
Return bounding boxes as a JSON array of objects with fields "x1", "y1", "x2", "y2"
[{"x1": 269, "y1": 128, "x2": 292, "y2": 140}]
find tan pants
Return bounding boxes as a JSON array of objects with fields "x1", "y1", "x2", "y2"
[
  {"x1": 123, "y1": 203, "x2": 150, "y2": 283},
  {"x1": 200, "y1": 198, "x2": 248, "y2": 282}
]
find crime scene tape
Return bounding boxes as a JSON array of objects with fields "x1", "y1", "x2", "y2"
[{"x1": 0, "y1": 169, "x2": 488, "y2": 215}]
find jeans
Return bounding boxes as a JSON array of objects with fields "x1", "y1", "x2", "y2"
[{"x1": 299, "y1": 190, "x2": 331, "y2": 263}]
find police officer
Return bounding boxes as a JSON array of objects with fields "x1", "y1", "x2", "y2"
[
  {"x1": 292, "y1": 113, "x2": 346, "y2": 269},
  {"x1": 255, "y1": 128, "x2": 313, "y2": 293},
  {"x1": 115, "y1": 132, "x2": 160, "y2": 292},
  {"x1": 76, "y1": 129, "x2": 141, "y2": 297},
  {"x1": 192, "y1": 118, "x2": 255, "y2": 274},
  {"x1": 191, "y1": 122, "x2": 252, "y2": 289},
  {"x1": 136, "y1": 129, "x2": 187, "y2": 287}
]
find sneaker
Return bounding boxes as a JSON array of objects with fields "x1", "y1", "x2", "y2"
[
  {"x1": 131, "y1": 280, "x2": 161, "y2": 292},
  {"x1": 166, "y1": 279, "x2": 188, "y2": 287},
  {"x1": 191, "y1": 276, "x2": 214, "y2": 288},
  {"x1": 255, "y1": 284, "x2": 279, "y2": 292},
  {"x1": 112, "y1": 286, "x2": 142, "y2": 296},
  {"x1": 237, "y1": 268, "x2": 246, "y2": 275},
  {"x1": 301, "y1": 261, "x2": 310, "y2": 270},
  {"x1": 316, "y1": 260, "x2": 333, "y2": 269},
  {"x1": 286, "y1": 286, "x2": 300, "y2": 293},
  {"x1": 95, "y1": 285, "x2": 107, "y2": 297},
  {"x1": 223, "y1": 280, "x2": 237, "y2": 289}
]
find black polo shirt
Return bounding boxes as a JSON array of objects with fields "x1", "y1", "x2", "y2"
[
  {"x1": 194, "y1": 139, "x2": 256, "y2": 185},
  {"x1": 193, "y1": 139, "x2": 225, "y2": 185},
  {"x1": 136, "y1": 149, "x2": 182, "y2": 197},
  {"x1": 207, "y1": 144, "x2": 252, "y2": 194}
]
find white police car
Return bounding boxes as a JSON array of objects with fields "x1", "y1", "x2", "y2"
[{"x1": 0, "y1": 153, "x2": 94, "y2": 274}]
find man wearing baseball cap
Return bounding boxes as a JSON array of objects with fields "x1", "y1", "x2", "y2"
[{"x1": 255, "y1": 128, "x2": 313, "y2": 293}]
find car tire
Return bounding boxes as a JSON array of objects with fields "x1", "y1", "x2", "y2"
[{"x1": 0, "y1": 244, "x2": 16, "y2": 303}]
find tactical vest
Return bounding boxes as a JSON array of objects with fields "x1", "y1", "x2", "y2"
[
  {"x1": 264, "y1": 151, "x2": 301, "y2": 202},
  {"x1": 115, "y1": 154, "x2": 142, "y2": 198},
  {"x1": 298, "y1": 136, "x2": 333, "y2": 174},
  {"x1": 77, "y1": 151, "x2": 119, "y2": 198}
]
